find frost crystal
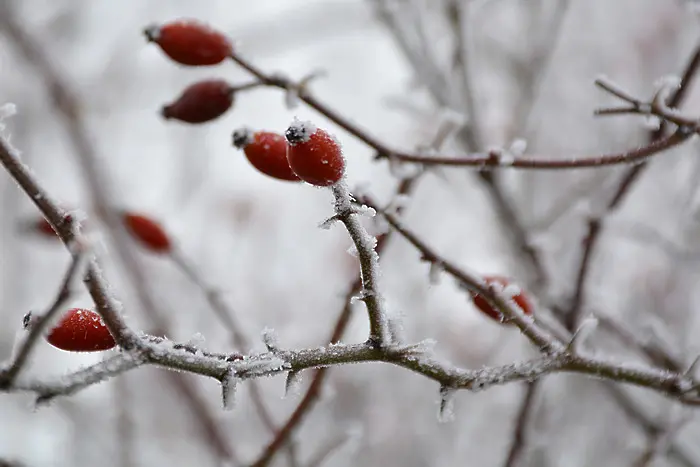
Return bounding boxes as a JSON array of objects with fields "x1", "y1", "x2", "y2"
[
  {"x1": 284, "y1": 370, "x2": 303, "y2": 398},
  {"x1": 347, "y1": 244, "x2": 359, "y2": 258},
  {"x1": 509, "y1": 138, "x2": 528, "y2": 156},
  {"x1": 354, "y1": 204, "x2": 376, "y2": 218},
  {"x1": 569, "y1": 317, "x2": 599, "y2": 353},
  {"x1": 437, "y1": 386, "x2": 456, "y2": 423},
  {"x1": 221, "y1": 370, "x2": 238, "y2": 411},
  {"x1": 0, "y1": 103, "x2": 17, "y2": 132},
  {"x1": 429, "y1": 262, "x2": 442, "y2": 286},
  {"x1": 261, "y1": 327, "x2": 279, "y2": 352}
]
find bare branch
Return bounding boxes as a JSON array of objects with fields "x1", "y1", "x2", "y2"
[
  {"x1": 502, "y1": 381, "x2": 541, "y2": 467},
  {"x1": 226, "y1": 51, "x2": 695, "y2": 170},
  {"x1": 564, "y1": 43, "x2": 700, "y2": 331},
  {"x1": 0, "y1": 133, "x2": 137, "y2": 349},
  {"x1": 0, "y1": 241, "x2": 89, "y2": 387}
]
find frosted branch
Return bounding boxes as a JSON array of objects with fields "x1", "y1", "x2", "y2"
[{"x1": 331, "y1": 183, "x2": 391, "y2": 347}]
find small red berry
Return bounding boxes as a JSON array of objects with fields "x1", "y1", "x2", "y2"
[
  {"x1": 284, "y1": 120, "x2": 345, "y2": 187},
  {"x1": 162, "y1": 79, "x2": 234, "y2": 124},
  {"x1": 123, "y1": 212, "x2": 171, "y2": 253},
  {"x1": 45, "y1": 308, "x2": 116, "y2": 352},
  {"x1": 144, "y1": 20, "x2": 232, "y2": 66},
  {"x1": 23, "y1": 213, "x2": 74, "y2": 239},
  {"x1": 232, "y1": 128, "x2": 301, "y2": 182},
  {"x1": 469, "y1": 276, "x2": 533, "y2": 323}
]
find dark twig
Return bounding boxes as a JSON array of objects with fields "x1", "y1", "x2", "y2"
[
  {"x1": 226, "y1": 52, "x2": 695, "y2": 170},
  {"x1": 502, "y1": 381, "x2": 541, "y2": 467},
  {"x1": 0, "y1": 135, "x2": 136, "y2": 348},
  {"x1": 565, "y1": 44, "x2": 700, "y2": 331},
  {"x1": 0, "y1": 241, "x2": 88, "y2": 387},
  {"x1": 169, "y1": 249, "x2": 298, "y2": 460},
  {"x1": 604, "y1": 384, "x2": 696, "y2": 467}
]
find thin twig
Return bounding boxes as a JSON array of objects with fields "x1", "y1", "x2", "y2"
[
  {"x1": 0, "y1": 241, "x2": 88, "y2": 387},
  {"x1": 604, "y1": 384, "x2": 697, "y2": 467},
  {"x1": 367, "y1": 201, "x2": 563, "y2": 354},
  {"x1": 565, "y1": 44, "x2": 700, "y2": 331},
  {"x1": 502, "y1": 381, "x2": 541, "y2": 467},
  {"x1": 0, "y1": 134, "x2": 136, "y2": 348},
  {"x1": 226, "y1": 52, "x2": 695, "y2": 170}
]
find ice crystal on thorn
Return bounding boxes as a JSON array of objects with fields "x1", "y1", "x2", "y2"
[
  {"x1": 221, "y1": 369, "x2": 238, "y2": 411},
  {"x1": 284, "y1": 370, "x2": 303, "y2": 398},
  {"x1": 437, "y1": 386, "x2": 456, "y2": 423},
  {"x1": 261, "y1": 327, "x2": 279, "y2": 352}
]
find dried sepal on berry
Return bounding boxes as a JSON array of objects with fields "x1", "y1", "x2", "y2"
[
  {"x1": 284, "y1": 119, "x2": 345, "y2": 187},
  {"x1": 232, "y1": 128, "x2": 300, "y2": 182},
  {"x1": 44, "y1": 308, "x2": 116, "y2": 352},
  {"x1": 469, "y1": 275, "x2": 533, "y2": 323},
  {"x1": 144, "y1": 19, "x2": 232, "y2": 66},
  {"x1": 122, "y1": 212, "x2": 172, "y2": 253},
  {"x1": 162, "y1": 79, "x2": 234, "y2": 124}
]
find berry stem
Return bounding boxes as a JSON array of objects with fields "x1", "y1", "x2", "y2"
[{"x1": 331, "y1": 183, "x2": 391, "y2": 347}]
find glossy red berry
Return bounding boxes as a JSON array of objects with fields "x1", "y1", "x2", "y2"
[
  {"x1": 45, "y1": 308, "x2": 116, "y2": 352},
  {"x1": 469, "y1": 276, "x2": 533, "y2": 323},
  {"x1": 232, "y1": 128, "x2": 301, "y2": 182},
  {"x1": 162, "y1": 79, "x2": 234, "y2": 124},
  {"x1": 144, "y1": 20, "x2": 232, "y2": 66},
  {"x1": 123, "y1": 212, "x2": 172, "y2": 253},
  {"x1": 284, "y1": 120, "x2": 345, "y2": 187}
]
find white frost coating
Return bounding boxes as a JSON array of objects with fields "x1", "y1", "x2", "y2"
[
  {"x1": 318, "y1": 216, "x2": 338, "y2": 230},
  {"x1": 642, "y1": 115, "x2": 661, "y2": 131},
  {"x1": 285, "y1": 88, "x2": 301, "y2": 110},
  {"x1": 231, "y1": 355, "x2": 289, "y2": 377},
  {"x1": 284, "y1": 370, "x2": 303, "y2": 398},
  {"x1": 428, "y1": 262, "x2": 442, "y2": 286},
  {"x1": 347, "y1": 244, "x2": 359, "y2": 258},
  {"x1": 654, "y1": 74, "x2": 682, "y2": 91},
  {"x1": 354, "y1": 204, "x2": 376, "y2": 218},
  {"x1": 502, "y1": 283, "x2": 522, "y2": 299},
  {"x1": 437, "y1": 386, "x2": 456, "y2": 423},
  {"x1": 185, "y1": 332, "x2": 206, "y2": 348},
  {"x1": 221, "y1": 370, "x2": 238, "y2": 411},
  {"x1": 285, "y1": 117, "x2": 317, "y2": 144},
  {"x1": 261, "y1": 327, "x2": 279, "y2": 351},
  {"x1": 509, "y1": 138, "x2": 528, "y2": 156},
  {"x1": 0, "y1": 103, "x2": 17, "y2": 132}
]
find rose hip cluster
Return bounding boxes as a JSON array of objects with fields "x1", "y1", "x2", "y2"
[
  {"x1": 144, "y1": 19, "x2": 345, "y2": 187},
  {"x1": 22, "y1": 19, "x2": 531, "y2": 353}
]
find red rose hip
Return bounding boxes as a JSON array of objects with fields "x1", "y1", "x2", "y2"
[
  {"x1": 469, "y1": 275, "x2": 533, "y2": 323},
  {"x1": 162, "y1": 79, "x2": 234, "y2": 124},
  {"x1": 45, "y1": 308, "x2": 116, "y2": 352},
  {"x1": 123, "y1": 212, "x2": 172, "y2": 253},
  {"x1": 284, "y1": 120, "x2": 345, "y2": 187},
  {"x1": 144, "y1": 20, "x2": 232, "y2": 66},
  {"x1": 232, "y1": 128, "x2": 300, "y2": 182}
]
